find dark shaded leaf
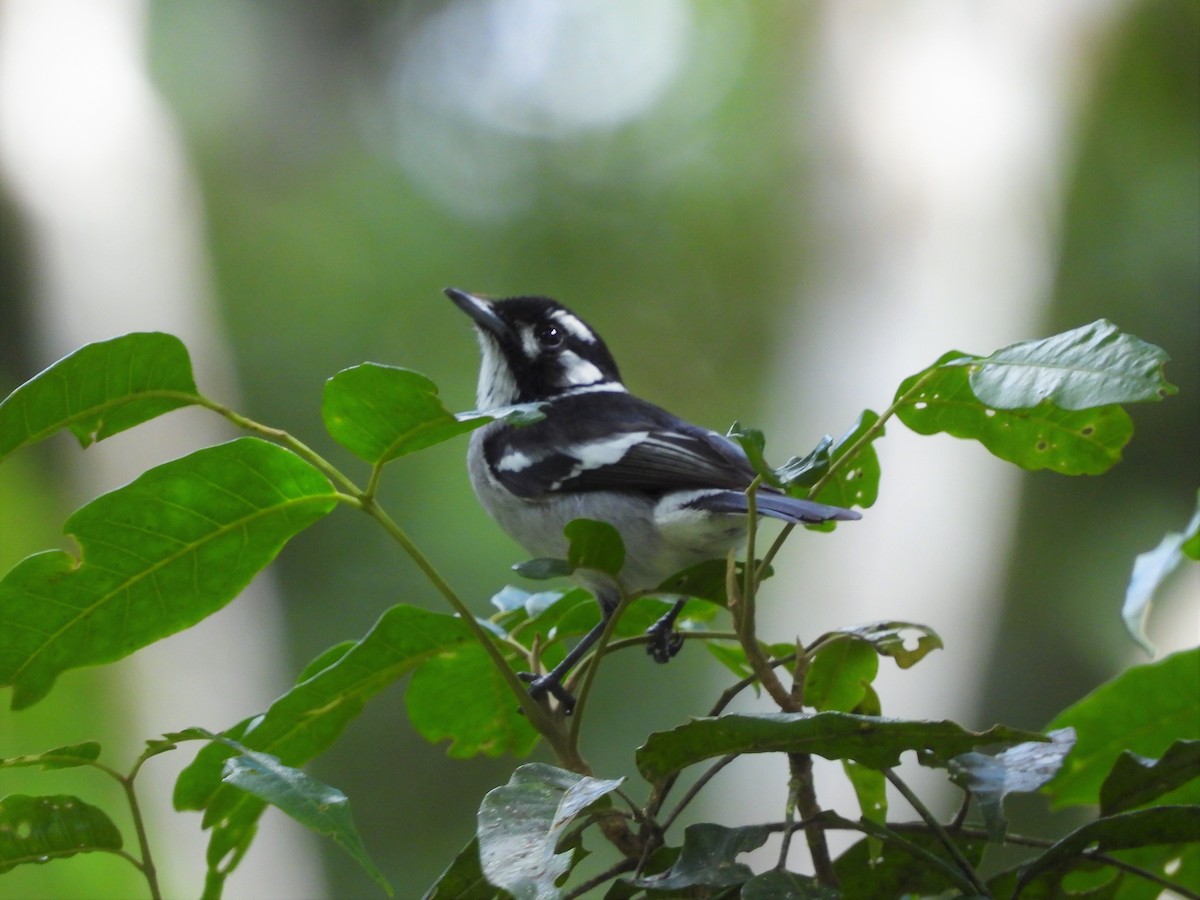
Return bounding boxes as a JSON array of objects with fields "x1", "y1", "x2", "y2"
[
  {"x1": 1015, "y1": 806, "x2": 1200, "y2": 893},
  {"x1": 1100, "y1": 740, "x2": 1200, "y2": 815},
  {"x1": 219, "y1": 746, "x2": 391, "y2": 895},
  {"x1": 0, "y1": 742, "x2": 101, "y2": 771},
  {"x1": 776, "y1": 435, "x2": 833, "y2": 490},
  {"x1": 895, "y1": 355, "x2": 1134, "y2": 475},
  {"x1": 965, "y1": 320, "x2": 1176, "y2": 410},
  {"x1": 0, "y1": 332, "x2": 199, "y2": 457},
  {"x1": 625, "y1": 823, "x2": 768, "y2": 891},
  {"x1": 834, "y1": 828, "x2": 986, "y2": 897},
  {"x1": 1045, "y1": 648, "x2": 1200, "y2": 808},
  {"x1": 1122, "y1": 497, "x2": 1200, "y2": 655},
  {"x1": 0, "y1": 794, "x2": 122, "y2": 873},
  {"x1": 0, "y1": 438, "x2": 337, "y2": 709},
  {"x1": 741, "y1": 868, "x2": 840, "y2": 899},
  {"x1": 477, "y1": 764, "x2": 622, "y2": 900},
  {"x1": 950, "y1": 728, "x2": 1076, "y2": 839},
  {"x1": 322, "y1": 363, "x2": 486, "y2": 465},
  {"x1": 636, "y1": 712, "x2": 1044, "y2": 783},
  {"x1": 727, "y1": 422, "x2": 778, "y2": 487},
  {"x1": 422, "y1": 837, "x2": 512, "y2": 900},
  {"x1": 652, "y1": 558, "x2": 770, "y2": 608},
  {"x1": 512, "y1": 557, "x2": 574, "y2": 581}
]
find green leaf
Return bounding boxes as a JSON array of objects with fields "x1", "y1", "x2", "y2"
[
  {"x1": 0, "y1": 332, "x2": 200, "y2": 457},
  {"x1": 322, "y1": 363, "x2": 486, "y2": 465},
  {"x1": 776, "y1": 436, "x2": 833, "y2": 490},
  {"x1": 174, "y1": 606, "x2": 482, "y2": 889},
  {"x1": 477, "y1": 764, "x2": 622, "y2": 900},
  {"x1": 175, "y1": 605, "x2": 472, "y2": 813},
  {"x1": 818, "y1": 621, "x2": 943, "y2": 670},
  {"x1": 895, "y1": 354, "x2": 1134, "y2": 475},
  {"x1": 0, "y1": 438, "x2": 337, "y2": 709},
  {"x1": 636, "y1": 712, "x2": 1044, "y2": 783},
  {"x1": 814, "y1": 409, "x2": 882, "y2": 510},
  {"x1": 1045, "y1": 648, "x2": 1200, "y2": 808},
  {"x1": 1099, "y1": 740, "x2": 1200, "y2": 816},
  {"x1": 949, "y1": 728, "x2": 1077, "y2": 839},
  {"x1": 0, "y1": 742, "x2": 102, "y2": 771},
  {"x1": 625, "y1": 823, "x2": 769, "y2": 892},
  {"x1": 422, "y1": 837, "x2": 511, "y2": 900},
  {"x1": 727, "y1": 422, "x2": 780, "y2": 487},
  {"x1": 1122, "y1": 498, "x2": 1200, "y2": 655},
  {"x1": 653, "y1": 558, "x2": 771, "y2": 608},
  {"x1": 834, "y1": 828, "x2": 986, "y2": 897},
  {"x1": 219, "y1": 746, "x2": 391, "y2": 896},
  {"x1": 803, "y1": 638, "x2": 878, "y2": 713},
  {"x1": 964, "y1": 320, "x2": 1176, "y2": 410},
  {"x1": 564, "y1": 519, "x2": 625, "y2": 577},
  {"x1": 511, "y1": 557, "x2": 574, "y2": 581},
  {"x1": 0, "y1": 794, "x2": 123, "y2": 873},
  {"x1": 1015, "y1": 806, "x2": 1200, "y2": 893},
  {"x1": 741, "y1": 869, "x2": 839, "y2": 899},
  {"x1": 406, "y1": 642, "x2": 538, "y2": 758}
]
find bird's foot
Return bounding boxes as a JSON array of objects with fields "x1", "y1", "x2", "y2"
[
  {"x1": 519, "y1": 671, "x2": 577, "y2": 715},
  {"x1": 645, "y1": 608, "x2": 686, "y2": 664}
]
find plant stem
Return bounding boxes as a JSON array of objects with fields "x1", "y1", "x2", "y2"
[
  {"x1": 661, "y1": 754, "x2": 738, "y2": 831},
  {"x1": 120, "y1": 773, "x2": 161, "y2": 900},
  {"x1": 789, "y1": 752, "x2": 837, "y2": 886},
  {"x1": 883, "y1": 767, "x2": 988, "y2": 895}
]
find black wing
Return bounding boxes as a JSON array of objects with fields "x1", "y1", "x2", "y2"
[{"x1": 483, "y1": 392, "x2": 757, "y2": 498}]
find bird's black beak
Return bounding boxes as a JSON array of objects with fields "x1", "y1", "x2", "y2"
[{"x1": 445, "y1": 287, "x2": 510, "y2": 340}]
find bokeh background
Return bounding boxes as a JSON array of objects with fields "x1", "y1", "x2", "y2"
[{"x1": 0, "y1": 1, "x2": 1196, "y2": 897}]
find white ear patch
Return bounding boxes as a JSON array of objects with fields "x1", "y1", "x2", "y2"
[
  {"x1": 558, "y1": 350, "x2": 605, "y2": 386},
  {"x1": 551, "y1": 310, "x2": 596, "y2": 343}
]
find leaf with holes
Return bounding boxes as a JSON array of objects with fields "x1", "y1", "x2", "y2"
[
  {"x1": 895, "y1": 353, "x2": 1133, "y2": 475},
  {"x1": 636, "y1": 712, "x2": 1044, "y2": 783},
  {"x1": 0, "y1": 438, "x2": 337, "y2": 710},
  {"x1": 0, "y1": 794, "x2": 123, "y2": 873},
  {"x1": 813, "y1": 409, "x2": 882, "y2": 510},
  {"x1": 0, "y1": 332, "x2": 200, "y2": 457}
]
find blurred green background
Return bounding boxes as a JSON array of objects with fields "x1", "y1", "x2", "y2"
[{"x1": 0, "y1": 1, "x2": 1196, "y2": 897}]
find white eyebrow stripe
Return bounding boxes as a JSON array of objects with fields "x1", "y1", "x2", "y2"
[{"x1": 552, "y1": 309, "x2": 596, "y2": 343}]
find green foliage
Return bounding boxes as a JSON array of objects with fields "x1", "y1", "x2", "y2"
[
  {"x1": 0, "y1": 794, "x2": 123, "y2": 874},
  {"x1": 0, "y1": 321, "x2": 1194, "y2": 899}
]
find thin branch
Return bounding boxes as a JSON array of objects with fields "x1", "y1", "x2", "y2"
[
  {"x1": 661, "y1": 754, "x2": 738, "y2": 831},
  {"x1": 883, "y1": 768, "x2": 988, "y2": 896}
]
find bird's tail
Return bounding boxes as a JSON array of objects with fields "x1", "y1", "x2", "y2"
[{"x1": 693, "y1": 489, "x2": 861, "y2": 524}]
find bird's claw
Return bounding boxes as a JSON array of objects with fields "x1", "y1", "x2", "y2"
[
  {"x1": 645, "y1": 621, "x2": 685, "y2": 664},
  {"x1": 519, "y1": 671, "x2": 577, "y2": 714}
]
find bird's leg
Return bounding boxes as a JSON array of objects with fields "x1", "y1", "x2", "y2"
[
  {"x1": 520, "y1": 591, "x2": 620, "y2": 715},
  {"x1": 645, "y1": 598, "x2": 687, "y2": 664}
]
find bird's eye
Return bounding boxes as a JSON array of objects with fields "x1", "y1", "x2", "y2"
[{"x1": 536, "y1": 323, "x2": 564, "y2": 349}]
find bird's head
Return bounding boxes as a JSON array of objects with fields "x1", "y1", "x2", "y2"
[{"x1": 446, "y1": 288, "x2": 625, "y2": 409}]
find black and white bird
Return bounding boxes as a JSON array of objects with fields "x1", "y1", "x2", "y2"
[{"x1": 448, "y1": 288, "x2": 859, "y2": 711}]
